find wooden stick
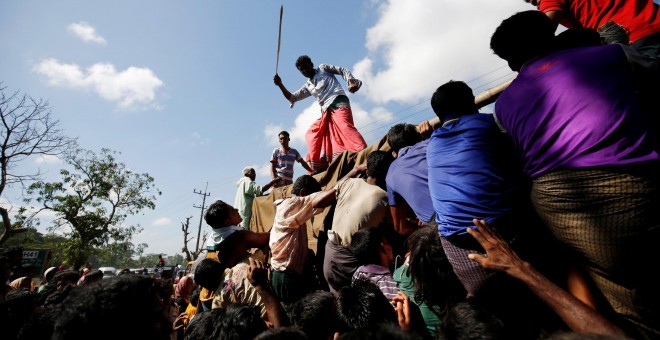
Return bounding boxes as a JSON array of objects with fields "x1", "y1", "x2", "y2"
[{"x1": 275, "y1": 5, "x2": 283, "y2": 74}]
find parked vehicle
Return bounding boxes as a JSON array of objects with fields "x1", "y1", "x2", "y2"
[{"x1": 98, "y1": 266, "x2": 117, "y2": 279}]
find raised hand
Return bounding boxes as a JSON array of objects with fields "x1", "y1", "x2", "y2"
[
  {"x1": 247, "y1": 257, "x2": 269, "y2": 289},
  {"x1": 347, "y1": 79, "x2": 361, "y2": 93},
  {"x1": 392, "y1": 291, "x2": 411, "y2": 331},
  {"x1": 466, "y1": 219, "x2": 526, "y2": 277}
]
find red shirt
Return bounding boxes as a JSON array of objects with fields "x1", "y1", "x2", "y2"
[{"x1": 539, "y1": 0, "x2": 660, "y2": 42}]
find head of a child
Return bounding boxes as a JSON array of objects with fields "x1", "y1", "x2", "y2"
[
  {"x1": 290, "y1": 290, "x2": 337, "y2": 340},
  {"x1": 205, "y1": 200, "x2": 241, "y2": 228},
  {"x1": 193, "y1": 259, "x2": 226, "y2": 292},
  {"x1": 349, "y1": 226, "x2": 393, "y2": 268},
  {"x1": 336, "y1": 278, "x2": 397, "y2": 333}
]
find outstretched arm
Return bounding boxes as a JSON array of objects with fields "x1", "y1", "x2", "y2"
[
  {"x1": 248, "y1": 257, "x2": 290, "y2": 327},
  {"x1": 298, "y1": 158, "x2": 313, "y2": 173},
  {"x1": 262, "y1": 177, "x2": 281, "y2": 194},
  {"x1": 273, "y1": 74, "x2": 292, "y2": 101},
  {"x1": 339, "y1": 162, "x2": 367, "y2": 182},
  {"x1": 321, "y1": 64, "x2": 362, "y2": 93},
  {"x1": 312, "y1": 163, "x2": 368, "y2": 208},
  {"x1": 466, "y1": 219, "x2": 627, "y2": 337}
]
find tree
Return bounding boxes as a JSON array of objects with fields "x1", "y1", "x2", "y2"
[
  {"x1": 168, "y1": 253, "x2": 184, "y2": 267},
  {"x1": 181, "y1": 215, "x2": 206, "y2": 262},
  {"x1": 93, "y1": 241, "x2": 147, "y2": 269},
  {"x1": 0, "y1": 83, "x2": 76, "y2": 246},
  {"x1": 22, "y1": 147, "x2": 160, "y2": 269}
]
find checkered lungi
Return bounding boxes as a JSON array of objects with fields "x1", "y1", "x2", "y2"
[{"x1": 532, "y1": 168, "x2": 660, "y2": 338}]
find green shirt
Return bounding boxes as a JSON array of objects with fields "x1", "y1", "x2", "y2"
[{"x1": 394, "y1": 263, "x2": 443, "y2": 337}]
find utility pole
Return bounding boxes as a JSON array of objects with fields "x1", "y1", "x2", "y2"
[{"x1": 193, "y1": 182, "x2": 210, "y2": 253}]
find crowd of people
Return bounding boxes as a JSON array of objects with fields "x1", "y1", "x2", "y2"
[{"x1": 2, "y1": 2, "x2": 660, "y2": 339}]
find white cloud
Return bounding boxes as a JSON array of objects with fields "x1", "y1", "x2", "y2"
[
  {"x1": 263, "y1": 123, "x2": 285, "y2": 148},
  {"x1": 35, "y1": 154, "x2": 62, "y2": 164},
  {"x1": 355, "y1": 0, "x2": 527, "y2": 105},
  {"x1": 32, "y1": 58, "x2": 164, "y2": 110},
  {"x1": 352, "y1": 104, "x2": 395, "y2": 145},
  {"x1": 152, "y1": 217, "x2": 171, "y2": 226},
  {"x1": 260, "y1": 0, "x2": 529, "y2": 158},
  {"x1": 286, "y1": 102, "x2": 322, "y2": 152},
  {"x1": 255, "y1": 163, "x2": 273, "y2": 180},
  {"x1": 189, "y1": 131, "x2": 209, "y2": 146},
  {"x1": 67, "y1": 22, "x2": 107, "y2": 45}
]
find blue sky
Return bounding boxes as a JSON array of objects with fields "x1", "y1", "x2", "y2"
[{"x1": 1, "y1": 0, "x2": 539, "y2": 258}]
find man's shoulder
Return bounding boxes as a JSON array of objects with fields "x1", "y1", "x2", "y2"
[{"x1": 341, "y1": 179, "x2": 386, "y2": 197}]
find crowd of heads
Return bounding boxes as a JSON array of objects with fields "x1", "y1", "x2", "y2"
[{"x1": 3, "y1": 4, "x2": 660, "y2": 340}]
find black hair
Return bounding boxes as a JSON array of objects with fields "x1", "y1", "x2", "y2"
[
  {"x1": 490, "y1": 10, "x2": 555, "y2": 72},
  {"x1": 52, "y1": 269, "x2": 80, "y2": 287},
  {"x1": 292, "y1": 175, "x2": 322, "y2": 196},
  {"x1": 335, "y1": 278, "x2": 397, "y2": 332},
  {"x1": 349, "y1": 227, "x2": 385, "y2": 265},
  {"x1": 406, "y1": 226, "x2": 464, "y2": 310},
  {"x1": 367, "y1": 150, "x2": 394, "y2": 189},
  {"x1": 184, "y1": 308, "x2": 223, "y2": 340},
  {"x1": 279, "y1": 131, "x2": 290, "y2": 138},
  {"x1": 387, "y1": 123, "x2": 422, "y2": 154},
  {"x1": 431, "y1": 80, "x2": 477, "y2": 121},
  {"x1": 437, "y1": 301, "x2": 507, "y2": 340},
  {"x1": 289, "y1": 290, "x2": 337, "y2": 339},
  {"x1": 81, "y1": 269, "x2": 103, "y2": 284},
  {"x1": 189, "y1": 286, "x2": 201, "y2": 307},
  {"x1": 204, "y1": 200, "x2": 232, "y2": 228},
  {"x1": 52, "y1": 275, "x2": 172, "y2": 340},
  {"x1": 42, "y1": 285, "x2": 75, "y2": 307},
  {"x1": 554, "y1": 27, "x2": 602, "y2": 51},
  {"x1": 16, "y1": 303, "x2": 61, "y2": 340},
  {"x1": 216, "y1": 303, "x2": 268, "y2": 340},
  {"x1": 193, "y1": 258, "x2": 225, "y2": 292},
  {"x1": 339, "y1": 323, "x2": 422, "y2": 340},
  {"x1": 295, "y1": 55, "x2": 313, "y2": 69},
  {"x1": 254, "y1": 327, "x2": 309, "y2": 340}
]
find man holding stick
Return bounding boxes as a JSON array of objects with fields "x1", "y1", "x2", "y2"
[{"x1": 273, "y1": 55, "x2": 367, "y2": 173}]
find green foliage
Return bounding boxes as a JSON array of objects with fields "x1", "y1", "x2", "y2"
[
  {"x1": 168, "y1": 253, "x2": 185, "y2": 267},
  {"x1": 21, "y1": 146, "x2": 161, "y2": 269}
]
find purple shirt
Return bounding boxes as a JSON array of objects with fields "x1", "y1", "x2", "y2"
[
  {"x1": 352, "y1": 264, "x2": 399, "y2": 301},
  {"x1": 495, "y1": 44, "x2": 659, "y2": 178}
]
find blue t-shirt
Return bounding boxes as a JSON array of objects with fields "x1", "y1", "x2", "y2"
[
  {"x1": 427, "y1": 113, "x2": 518, "y2": 238},
  {"x1": 386, "y1": 139, "x2": 435, "y2": 223}
]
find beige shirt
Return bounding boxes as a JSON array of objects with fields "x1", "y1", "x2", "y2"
[
  {"x1": 332, "y1": 178, "x2": 389, "y2": 246},
  {"x1": 269, "y1": 192, "x2": 324, "y2": 273}
]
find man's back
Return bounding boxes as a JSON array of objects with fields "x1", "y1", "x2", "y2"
[
  {"x1": 331, "y1": 178, "x2": 389, "y2": 247},
  {"x1": 385, "y1": 139, "x2": 435, "y2": 223},
  {"x1": 495, "y1": 44, "x2": 659, "y2": 178}
]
